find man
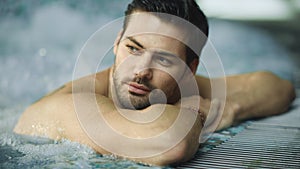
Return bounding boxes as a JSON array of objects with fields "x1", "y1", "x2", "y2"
[{"x1": 14, "y1": 0, "x2": 295, "y2": 166}]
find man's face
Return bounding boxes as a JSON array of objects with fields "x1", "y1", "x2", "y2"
[{"x1": 112, "y1": 13, "x2": 192, "y2": 109}]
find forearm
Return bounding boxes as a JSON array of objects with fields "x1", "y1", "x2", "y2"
[
  {"x1": 225, "y1": 71, "x2": 296, "y2": 122},
  {"x1": 195, "y1": 71, "x2": 296, "y2": 130},
  {"x1": 92, "y1": 94, "x2": 202, "y2": 165}
]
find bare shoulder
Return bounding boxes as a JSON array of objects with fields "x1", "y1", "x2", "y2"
[
  {"x1": 65, "y1": 67, "x2": 111, "y2": 95},
  {"x1": 13, "y1": 68, "x2": 111, "y2": 140}
]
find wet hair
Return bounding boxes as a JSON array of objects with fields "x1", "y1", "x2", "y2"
[{"x1": 123, "y1": 0, "x2": 209, "y2": 65}]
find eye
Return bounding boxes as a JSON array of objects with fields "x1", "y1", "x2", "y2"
[
  {"x1": 126, "y1": 45, "x2": 142, "y2": 55},
  {"x1": 156, "y1": 56, "x2": 172, "y2": 66}
]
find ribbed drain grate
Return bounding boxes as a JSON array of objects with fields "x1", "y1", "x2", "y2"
[
  {"x1": 178, "y1": 98, "x2": 300, "y2": 169},
  {"x1": 178, "y1": 124, "x2": 300, "y2": 169}
]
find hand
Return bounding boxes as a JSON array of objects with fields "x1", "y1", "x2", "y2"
[
  {"x1": 197, "y1": 98, "x2": 240, "y2": 131},
  {"x1": 175, "y1": 96, "x2": 240, "y2": 141},
  {"x1": 216, "y1": 100, "x2": 240, "y2": 130}
]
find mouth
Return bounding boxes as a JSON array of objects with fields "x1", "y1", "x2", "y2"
[{"x1": 127, "y1": 82, "x2": 151, "y2": 95}]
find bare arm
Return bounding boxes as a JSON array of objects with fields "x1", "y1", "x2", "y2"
[
  {"x1": 14, "y1": 69, "x2": 203, "y2": 166},
  {"x1": 195, "y1": 71, "x2": 296, "y2": 130}
]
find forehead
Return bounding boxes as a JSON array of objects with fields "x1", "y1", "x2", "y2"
[{"x1": 123, "y1": 12, "x2": 186, "y2": 43}]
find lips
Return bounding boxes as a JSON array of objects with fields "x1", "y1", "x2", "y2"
[{"x1": 128, "y1": 82, "x2": 151, "y2": 95}]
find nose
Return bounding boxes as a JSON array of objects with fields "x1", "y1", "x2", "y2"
[
  {"x1": 133, "y1": 52, "x2": 153, "y2": 80},
  {"x1": 135, "y1": 68, "x2": 153, "y2": 81}
]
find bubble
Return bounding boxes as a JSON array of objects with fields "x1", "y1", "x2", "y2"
[{"x1": 39, "y1": 48, "x2": 47, "y2": 57}]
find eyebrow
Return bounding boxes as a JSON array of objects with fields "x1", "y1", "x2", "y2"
[
  {"x1": 155, "y1": 51, "x2": 178, "y2": 58},
  {"x1": 126, "y1": 36, "x2": 144, "y2": 49},
  {"x1": 126, "y1": 36, "x2": 179, "y2": 58}
]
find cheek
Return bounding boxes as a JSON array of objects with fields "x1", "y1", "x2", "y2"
[
  {"x1": 115, "y1": 48, "x2": 136, "y2": 71},
  {"x1": 156, "y1": 66, "x2": 186, "y2": 84},
  {"x1": 115, "y1": 48, "x2": 127, "y2": 66},
  {"x1": 153, "y1": 72, "x2": 178, "y2": 91}
]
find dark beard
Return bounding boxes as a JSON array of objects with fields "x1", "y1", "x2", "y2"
[
  {"x1": 113, "y1": 73, "x2": 157, "y2": 110},
  {"x1": 126, "y1": 93, "x2": 151, "y2": 110}
]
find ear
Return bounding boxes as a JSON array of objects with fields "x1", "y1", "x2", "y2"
[
  {"x1": 113, "y1": 29, "x2": 124, "y2": 55},
  {"x1": 189, "y1": 58, "x2": 199, "y2": 74}
]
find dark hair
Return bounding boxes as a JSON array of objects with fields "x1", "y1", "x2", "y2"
[{"x1": 123, "y1": 0, "x2": 209, "y2": 65}]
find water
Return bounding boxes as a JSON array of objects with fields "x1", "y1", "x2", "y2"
[{"x1": 0, "y1": 1, "x2": 297, "y2": 168}]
